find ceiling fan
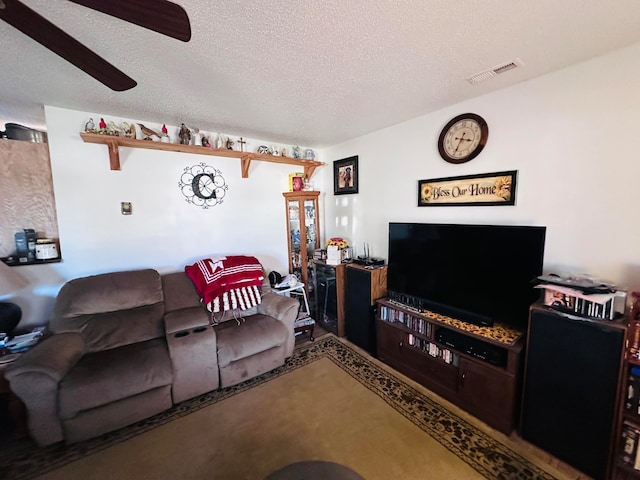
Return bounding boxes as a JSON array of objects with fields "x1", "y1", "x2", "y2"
[{"x1": 0, "y1": 0, "x2": 191, "y2": 91}]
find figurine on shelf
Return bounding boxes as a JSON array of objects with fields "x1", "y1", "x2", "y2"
[
  {"x1": 137, "y1": 123, "x2": 161, "y2": 141},
  {"x1": 192, "y1": 128, "x2": 201, "y2": 146},
  {"x1": 281, "y1": 147, "x2": 287, "y2": 157},
  {"x1": 237, "y1": 137, "x2": 246, "y2": 152},
  {"x1": 225, "y1": 137, "x2": 234, "y2": 150},
  {"x1": 161, "y1": 124, "x2": 170, "y2": 142},
  {"x1": 292, "y1": 145, "x2": 301, "y2": 159},
  {"x1": 98, "y1": 117, "x2": 107, "y2": 134},
  {"x1": 304, "y1": 148, "x2": 315, "y2": 160},
  {"x1": 106, "y1": 121, "x2": 121, "y2": 136},
  {"x1": 179, "y1": 123, "x2": 191, "y2": 145},
  {"x1": 122, "y1": 122, "x2": 136, "y2": 138},
  {"x1": 215, "y1": 134, "x2": 225, "y2": 149},
  {"x1": 84, "y1": 118, "x2": 95, "y2": 133},
  {"x1": 202, "y1": 135, "x2": 211, "y2": 147}
]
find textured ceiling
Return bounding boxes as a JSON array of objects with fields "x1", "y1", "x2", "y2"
[{"x1": 2, "y1": 0, "x2": 640, "y2": 147}]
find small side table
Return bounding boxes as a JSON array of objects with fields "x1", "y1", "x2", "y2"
[{"x1": 272, "y1": 283, "x2": 315, "y2": 341}]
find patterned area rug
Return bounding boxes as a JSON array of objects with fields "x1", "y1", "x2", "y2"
[{"x1": 1, "y1": 336, "x2": 557, "y2": 480}]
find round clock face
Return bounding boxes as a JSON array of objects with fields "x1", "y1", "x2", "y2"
[{"x1": 438, "y1": 113, "x2": 488, "y2": 164}]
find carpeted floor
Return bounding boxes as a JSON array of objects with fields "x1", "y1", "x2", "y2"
[{"x1": 1, "y1": 335, "x2": 570, "y2": 479}]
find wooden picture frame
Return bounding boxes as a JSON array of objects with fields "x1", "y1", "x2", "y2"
[
  {"x1": 333, "y1": 156, "x2": 358, "y2": 195},
  {"x1": 288, "y1": 172, "x2": 304, "y2": 192},
  {"x1": 418, "y1": 170, "x2": 517, "y2": 207}
]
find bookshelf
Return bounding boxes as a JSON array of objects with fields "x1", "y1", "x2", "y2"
[
  {"x1": 376, "y1": 299, "x2": 524, "y2": 434},
  {"x1": 613, "y1": 316, "x2": 640, "y2": 480}
]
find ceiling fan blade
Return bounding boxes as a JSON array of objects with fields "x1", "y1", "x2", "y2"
[
  {"x1": 69, "y1": 0, "x2": 191, "y2": 42},
  {"x1": 0, "y1": 0, "x2": 136, "y2": 91}
]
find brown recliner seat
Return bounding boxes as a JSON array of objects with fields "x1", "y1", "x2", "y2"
[{"x1": 6, "y1": 269, "x2": 172, "y2": 446}]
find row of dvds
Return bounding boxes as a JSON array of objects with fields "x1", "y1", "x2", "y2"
[
  {"x1": 624, "y1": 367, "x2": 640, "y2": 415},
  {"x1": 620, "y1": 421, "x2": 640, "y2": 470},
  {"x1": 379, "y1": 305, "x2": 431, "y2": 336},
  {"x1": 406, "y1": 333, "x2": 459, "y2": 365}
]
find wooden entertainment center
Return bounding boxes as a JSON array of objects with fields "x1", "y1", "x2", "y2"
[{"x1": 376, "y1": 299, "x2": 524, "y2": 434}]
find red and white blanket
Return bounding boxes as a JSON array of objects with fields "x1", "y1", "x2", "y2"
[{"x1": 185, "y1": 256, "x2": 264, "y2": 313}]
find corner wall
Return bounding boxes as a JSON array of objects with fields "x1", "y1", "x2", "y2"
[{"x1": 321, "y1": 41, "x2": 640, "y2": 293}]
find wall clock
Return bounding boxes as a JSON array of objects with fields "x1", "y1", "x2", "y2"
[
  {"x1": 438, "y1": 113, "x2": 489, "y2": 164},
  {"x1": 179, "y1": 163, "x2": 228, "y2": 209}
]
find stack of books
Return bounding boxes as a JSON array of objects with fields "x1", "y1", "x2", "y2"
[
  {"x1": 621, "y1": 421, "x2": 640, "y2": 470},
  {"x1": 534, "y1": 274, "x2": 626, "y2": 321},
  {"x1": 625, "y1": 366, "x2": 640, "y2": 415}
]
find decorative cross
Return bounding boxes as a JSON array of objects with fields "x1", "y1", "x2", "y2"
[{"x1": 237, "y1": 137, "x2": 246, "y2": 152}]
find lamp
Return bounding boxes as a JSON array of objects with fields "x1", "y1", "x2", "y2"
[{"x1": 0, "y1": 261, "x2": 29, "y2": 335}]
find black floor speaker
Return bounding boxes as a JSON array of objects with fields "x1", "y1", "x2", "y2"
[
  {"x1": 345, "y1": 265, "x2": 387, "y2": 356},
  {"x1": 520, "y1": 306, "x2": 625, "y2": 480}
]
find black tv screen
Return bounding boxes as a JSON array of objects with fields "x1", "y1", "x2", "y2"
[{"x1": 387, "y1": 223, "x2": 546, "y2": 331}]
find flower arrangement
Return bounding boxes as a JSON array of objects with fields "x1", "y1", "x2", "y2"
[{"x1": 325, "y1": 237, "x2": 349, "y2": 249}]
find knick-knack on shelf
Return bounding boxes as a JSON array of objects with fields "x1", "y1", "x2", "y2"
[{"x1": 179, "y1": 123, "x2": 191, "y2": 145}]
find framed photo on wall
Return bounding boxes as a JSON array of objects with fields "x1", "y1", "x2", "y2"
[{"x1": 333, "y1": 156, "x2": 358, "y2": 195}]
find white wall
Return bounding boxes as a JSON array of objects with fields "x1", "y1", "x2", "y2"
[
  {"x1": 321, "y1": 41, "x2": 640, "y2": 294},
  {"x1": 11, "y1": 41, "x2": 640, "y2": 328},
  {"x1": 10, "y1": 106, "x2": 325, "y2": 328}
]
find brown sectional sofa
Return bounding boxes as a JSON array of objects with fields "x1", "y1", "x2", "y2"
[{"x1": 6, "y1": 268, "x2": 299, "y2": 446}]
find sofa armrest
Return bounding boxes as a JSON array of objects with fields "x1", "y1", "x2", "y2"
[
  {"x1": 257, "y1": 292, "x2": 299, "y2": 328},
  {"x1": 5, "y1": 332, "x2": 86, "y2": 446},
  {"x1": 6, "y1": 332, "x2": 86, "y2": 381}
]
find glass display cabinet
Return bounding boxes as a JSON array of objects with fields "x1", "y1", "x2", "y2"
[{"x1": 282, "y1": 191, "x2": 320, "y2": 291}]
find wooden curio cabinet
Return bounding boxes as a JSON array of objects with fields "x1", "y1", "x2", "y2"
[{"x1": 283, "y1": 191, "x2": 320, "y2": 290}]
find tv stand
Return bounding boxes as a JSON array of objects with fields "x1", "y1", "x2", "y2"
[{"x1": 376, "y1": 298, "x2": 524, "y2": 434}]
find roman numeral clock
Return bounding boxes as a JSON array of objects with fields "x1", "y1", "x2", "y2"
[{"x1": 438, "y1": 113, "x2": 489, "y2": 164}]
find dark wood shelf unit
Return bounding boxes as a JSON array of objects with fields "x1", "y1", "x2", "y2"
[
  {"x1": 376, "y1": 298, "x2": 524, "y2": 434},
  {"x1": 613, "y1": 315, "x2": 640, "y2": 480}
]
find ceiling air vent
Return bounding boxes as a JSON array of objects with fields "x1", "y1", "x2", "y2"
[{"x1": 465, "y1": 59, "x2": 524, "y2": 85}]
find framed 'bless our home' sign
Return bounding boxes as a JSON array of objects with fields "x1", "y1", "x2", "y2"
[{"x1": 418, "y1": 170, "x2": 517, "y2": 207}]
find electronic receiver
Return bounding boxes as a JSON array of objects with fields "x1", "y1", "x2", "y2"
[{"x1": 436, "y1": 327, "x2": 507, "y2": 368}]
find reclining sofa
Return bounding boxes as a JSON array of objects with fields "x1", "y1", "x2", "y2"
[{"x1": 6, "y1": 265, "x2": 299, "y2": 446}]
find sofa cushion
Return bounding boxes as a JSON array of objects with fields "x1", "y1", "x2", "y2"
[
  {"x1": 58, "y1": 338, "x2": 172, "y2": 419},
  {"x1": 216, "y1": 314, "x2": 288, "y2": 366},
  {"x1": 51, "y1": 269, "x2": 165, "y2": 351}
]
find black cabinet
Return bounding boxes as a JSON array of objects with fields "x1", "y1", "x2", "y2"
[
  {"x1": 520, "y1": 305, "x2": 626, "y2": 480},
  {"x1": 345, "y1": 264, "x2": 387, "y2": 356},
  {"x1": 313, "y1": 261, "x2": 345, "y2": 336}
]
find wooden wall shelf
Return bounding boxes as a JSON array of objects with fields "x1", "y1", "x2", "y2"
[{"x1": 79, "y1": 133, "x2": 324, "y2": 179}]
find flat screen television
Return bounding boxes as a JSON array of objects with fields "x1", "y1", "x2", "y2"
[{"x1": 387, "y1": 222, "x2": 546, "y2": 332}]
